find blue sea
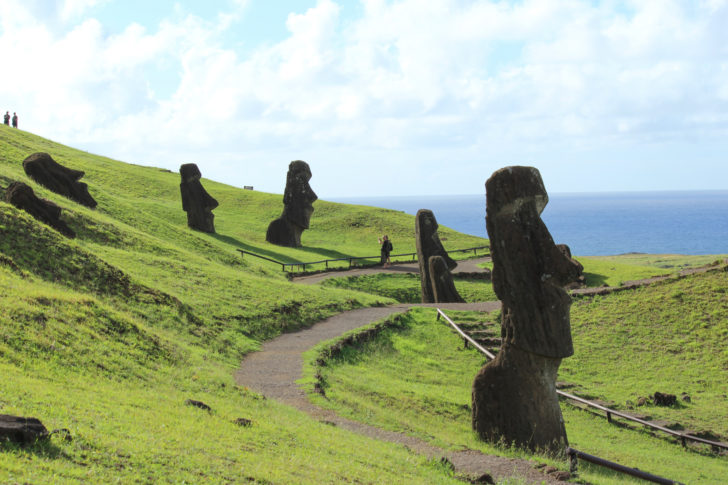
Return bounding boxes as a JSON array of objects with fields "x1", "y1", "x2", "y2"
[{"x1": 331, "y1": 191, "x2": 728, "y2": 256}]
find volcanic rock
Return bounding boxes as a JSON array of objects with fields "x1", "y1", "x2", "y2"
[
  {"x1": 472, "y1": 166, "x2": 581, "y2": 454},
  {"x1": 180, "y1": 163, "x2": 219, "y2": 233},
  {"x1": 0, "y1": 415, "x2": 49, "y2": 445},
  {"x1": 429, "y1": 255, "x2": 465, "y2": 303},
  {"x1": 266, "y1": 161, "x2": 317, "y2": 247},
  {"x1": 653, "y1": 392, "x2": 677, "y2": 407},
  {"x1": 23, "y1": 152, "x2": 96, "y2": 208},
  {"x1": 415, "y1": 209, "x2": 457, "y2": 303},
  {"x1": 5, "y1": 181, "x2": 75, "y2": 237}
]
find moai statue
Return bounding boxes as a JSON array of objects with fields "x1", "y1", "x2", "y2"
[
  {"x1": 180, "y1": 163, "x2": 219, "y2": 233},
  {"x1": 266, "y1": 161, "x2": 317, "y2": 247},
  {"x1": 415, "y1": 209, "x2": 458, "y2": 303},
  {"x1": 22, "y1": 152, "x2": 97, "y2": 208},
  {"x1": 5, "y1": 181, "x2": 75, "y2": 238},
  {"x1": 429, "y1": 255, "x2": 465, "y2": 303},
  {"x1": 471, "y1": 166, "x2": 582, "y2": 454}
]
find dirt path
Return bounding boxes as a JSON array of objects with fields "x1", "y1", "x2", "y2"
[
  {"x1": 236, "y1": 259, "x2": 728, "y2": 481},
  {"x1": 292, "y1": 256, "x2": 491, "y2": 285},
  {"x1": 235, "y1": 301, "x2": 569, "y2": 484}
]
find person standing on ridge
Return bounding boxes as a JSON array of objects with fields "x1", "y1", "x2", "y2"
[
  {"x1": 11, "y1": 112, "x2": 18, "y2": 128},
  {"x1": 379, "y1": 234, "x2": 393, "y2": 268},
  {"x1": 3, "y1": 111, "x2": 9, "y2": 125}
]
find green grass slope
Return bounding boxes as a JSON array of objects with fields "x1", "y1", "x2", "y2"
[
  {"x1": 0, "y1": 125, "x2": 487, "y2": 483},
  {"x1": 306, "y1": 268, "x2": 728, "y2": 484}
]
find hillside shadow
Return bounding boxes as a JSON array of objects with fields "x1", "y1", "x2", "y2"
[
  {"x1": 210, "y1": 233, "x2": 300, "y2": 263},
  {"x1": 302, "y1": 246, "x2": 366, "y2": 260},
  {"x1": 210, "y1": 234, "x2": 360, "y2": 265}
]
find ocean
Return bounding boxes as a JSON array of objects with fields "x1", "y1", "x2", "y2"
[{"x1": 330, "y1": 191, "x2": 728, "y2": 256}]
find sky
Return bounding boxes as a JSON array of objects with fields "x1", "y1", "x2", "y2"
[{"x1": 1, "y1": 0, "x2": 727, "y2": 198}]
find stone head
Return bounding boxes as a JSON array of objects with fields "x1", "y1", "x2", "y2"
[
  {"x1": 416, "y1": 209, "x2": 439, "y2": 234},
  {"x1": 486, "y1": 166, "x2": 548, "y2": 219},
  {"x1": 283, "y1": 160, "x2": 317, "y2": 229},
  {"x1": 180, "y1": 163, "x2": 202, "y2": 183}
]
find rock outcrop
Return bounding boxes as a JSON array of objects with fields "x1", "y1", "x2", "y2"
[
  {"x1": 180, "y1": 163, "x2": 219, "y2": 233},
  {"x1": 471, "y1": 166, "x2": 581, "y2": 454},
  {"x1": 266, "y1": 161, "x2": 317, "y2": 247},
  {"x1": 428, "y1": 255, "x2": 465, "y2": 303},
  {"x1": 22, "y1": 152, "x2": 96, "y2": 208},
  {"x1": 0, "y1": 415, "x2": 49, "y2": 445},
  {"x1": 5, "y1": 181, "x2": 75, "y2": 238},
  {"x1": 415, "y1": 209, "x2": 457, "y2": 303}
]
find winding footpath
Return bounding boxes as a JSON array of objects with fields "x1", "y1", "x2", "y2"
[
  {"x1": 236, "y1": 256, "x2": 568, "y2": 484},
  {"x1": 236, "y1": 257, "x2": 727, "y2": 482},
  {"x1": 235, "y1": 302, "x2": 572, "y2": 484}
]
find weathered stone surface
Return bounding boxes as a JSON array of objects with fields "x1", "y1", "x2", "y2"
[
  {"x1": 556, "y1": 244, "x2": 586, "y2": 289},
  {"x1": 180, "y1": 163, "x2": 218, "y2": 233},
  {"x1": 185, "y1": 399, "x2": 212, "y2": 411},
  {"x1": 0, "y1": 415, "x2": 49, "y2": 445},
  {"x1": 23, "y1": 152, "x2": 96, "y2": 208},
  {"x1": 415, "y1": 209, "x2": 456, "y2": 303},
  {"x1": 653, "y1": 392, "x2": 677, "y2": 407},
  {"x1": 234, "y1": 417, "x2": 252, "y2": 427},
  {"x1": 472, "y1": 166, "x2": 581, "y2": 454},
  {"x1": 429, "y1": 255, "x2": 464, "y2": 303},
  {"x1": 266, "y1": 161, "x2": 317, "y2": 247},
  {"x1": 5, "y1": 181, "x2": 75, "y2": 238}
]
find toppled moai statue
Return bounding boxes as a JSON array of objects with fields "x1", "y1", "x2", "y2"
[
  {"x1": 23, "y1": 152, "x2": 97, "y2": 208},
  {"x1": 0, "y1": 415, "x2": 49, "y2": 445},
  {"x1": 266, "y1": 161, "x2": 317, "y2": 247},
  {"x1": 471, "y1": 166, "x2": 582, "y2": 454},
  {"x1": 429, "y1": 255, "x2": 465, "y2": 303},
  {"x1": 415, "y1": 209, "x2": 458, "y2": 303},
  {"x1": 180, "y1": 163, "x2": 219, "y2": 233},
  {"x1": 5, "y1": 181, "x2": 75, "y2": 238}
]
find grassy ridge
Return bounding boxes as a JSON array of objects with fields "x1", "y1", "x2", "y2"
[{"x1": 0, "y1": 125, "x2": 487, "y2": 483}]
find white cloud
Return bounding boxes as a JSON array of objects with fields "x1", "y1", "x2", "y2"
[
  {"x1": 61, "y1": 0, "x2": 108, "y2": 21},
  {"x1": 1, "y1": 0, "x2": 727, "y2": 196}
]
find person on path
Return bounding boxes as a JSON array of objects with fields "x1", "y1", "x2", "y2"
[
  {"x1": 379, "y1": 235, "x2": 392, "y2": 268},
  {"x1": 11, "y1": 112, "x2": 17, "y2": 128},
  {"x1": 3, "y1": 111, "x2": 9, "y2": 125}
]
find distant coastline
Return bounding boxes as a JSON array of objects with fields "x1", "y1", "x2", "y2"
[{"x1": 330, "y1": 190, "x2": 728, "y2": 256}]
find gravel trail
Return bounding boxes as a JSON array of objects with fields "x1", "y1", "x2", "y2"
[{"x1": 235, "y1": 301, "x2": 569, "y2": 484}]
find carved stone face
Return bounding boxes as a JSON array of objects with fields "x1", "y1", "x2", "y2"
[
  {"x1": 485, "y1": 166, "x2": 548, "y2": 218},
  {"x1": 282, "y1": 160, "x2": 317, "y2": 229}
]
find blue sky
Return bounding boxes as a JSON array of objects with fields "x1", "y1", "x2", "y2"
[{"x1": 1, "y1": 0, "x2": 727, "y2": 197}]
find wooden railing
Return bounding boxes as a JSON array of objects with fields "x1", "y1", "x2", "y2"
[
  {"x1": 436, "y1": 308, "x2": 725, "y2": 484},
  {"x1": 238, "y1": 245, "x2": 490, "y2": 272},
  {"x1": 566, "y1": 447, "x2": 683, "y2": 485},
  {"x1": 435, "y1": 309, "x2": 728, "y2": 452}
]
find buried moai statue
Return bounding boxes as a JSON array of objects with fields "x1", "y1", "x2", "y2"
[
  {"x1": 266, "y1": 161, "x2": 317, "y2": 247},
  {"x1": 415, "y1": 209, "x2": 462, "y2": 303},
  {"x1": 471, "y1": 166, "x2": 582, "y2": 454},
  {"x1": 5, "y1": 181, "x2": 75, "y2": 238},
  {"x1": 22, "y1": 152, "x2": 97, "y2": 208},
  {"x1": 428, "y1": 255, "x2": 465, "y2": 303},
  {"x1": 180, "y1": 163, "x2": 219, "y2": 233}
]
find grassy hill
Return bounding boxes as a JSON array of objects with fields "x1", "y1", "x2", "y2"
[
  {"x1": 0, "y1": 125, "x2": 485, "y2": 484},
  {"x1": 305, "y1": 267, "x2": 728, "y2": 484}
]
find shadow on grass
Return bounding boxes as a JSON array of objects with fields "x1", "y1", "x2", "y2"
[
  {"x1": 211, "y1": 232, "x2": 365, "y2": 265},
  {"x1": 583, "y1": 272, "x2": 608, "y2": 287},
  {"x1": 0, "y1": 439, "x2": 66, "y2": 460}
]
